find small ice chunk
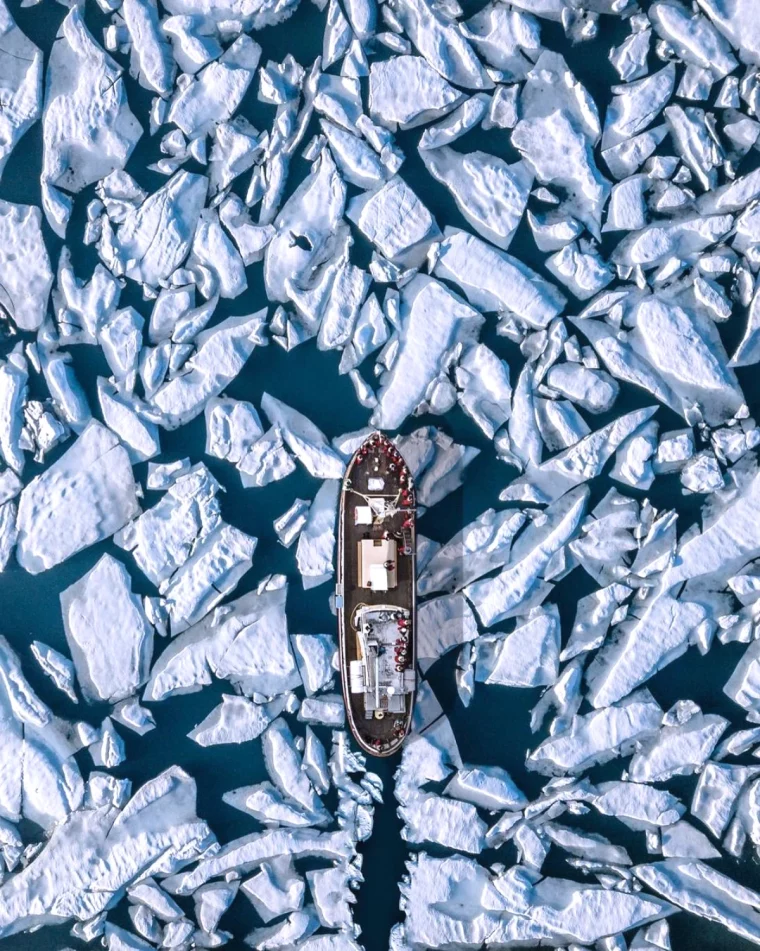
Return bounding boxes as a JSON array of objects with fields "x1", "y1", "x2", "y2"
[
  {"x1": 629, "y1": 710, "x2": 728, "y2": 783},
  {"x1": 264, "y1": 150, "x2": 346, "y2": 304},
  {"x1": 464, "y1": 486, "x2": 588, "y2": 627},
  {"x1": 291, "y1": 634, "x2": 336, "y2": 695},
  {"x1": 347, "y1": 176, "x2": 440, "y2": 267},
  {"x1": 102, "y1": 171, "x2": 207, "y2": 288},
  {"x1": 527, "y1": 689, "x2": 663, "y2": 776},
  {"x1": 128, "y1": 879, "x2": 183, "y2": 922},
  {"x1": 0, "y1": 348, "x2": 27, "y2": 475},
  {"x1": 115, "y1": 463, "x2": 222, "y2": 586},
  {"x1": 145, "y1": 577, "x2": 301, "y2": 702},
  {"x1": 0, "y1": 0, "x2": 41, "y2": 183},
  {"x1": 161, "y1": 522, "x2": 257, "y2": 634},
  {"x1": 98, "y1": 379, "x2": 161, "y2": 463},
  {"x1": 296, "y1": 480, "x2": 340, "y2": 589},
  {"x1": 611, "y1": 420, "x2": 658, "y2": 490},
  {"x1": 298, "y1": 694, "x2": 345, "y2": 727},
  {"x1": 654, "y1": 428, "x2": 694, "y2": 473},
  {"x1": 260, "y1": 393, "x2": 345, "y2": 479},
  {"x1": 545, "y1": 363, "x2": 619, "y2": 414},
  {"x1": 650, "y1": 1, "x2": 737, "y2": 79},
  {"x1": 187, "y1": 208, "x2": 248, "y2": 300},
  {"x1": 16, "y1": 421, "x2": 139, "y2": 574},
  {"x1": 240, "y1": 859, "x2": 305, "y2": 923},
  {"x1": 42, "y1": 8, "x2": 142, "y2": 236},
  {"x1": 238, "y1": 426, "x2": 297, "y2": 488},
  {"x1": 306, "y1": 864, "x2": 358, "y2": 931},
  {"x1": 0, "y1": 501, "x2": 16, "y2": 571},
  {"x1": 415, "y1": 429, "x2": 480, "y2": 508},
  {"x1": 111, "y1": 698, "x2": 155, "y2": 735},
  {"x1": 586, "y1": 593, "x2": 708, "y2": 709},
  {"x1": 420, "y1": 148, "x2": 532, "y2": 251},
  {"x1": 602, "y1": 65, "x2": 676, "y2": 151},
  {"x1": 461, "y1": 4, "x2": 540, "y2": 77},
  {"x1": 692, "y1": 762, "x2": 760, "y2": 838},
  {"x1": 274, "y1": 498, "x2": 310, "y2": 548},
  {"x1": 219, "y1": 195, "x2": 274, "y2": 266},
  {"x1": 146, "y1": 458, "x2": 191, "y2": 490},
  {"x1": 121, "y1": 0, "x2": 176, "y2": 95},
  {"x1": 501, "y1": 407, "x2": 658, "y2": 504},
  {"x1": 661, "y1": 820, "x2": 720, "y2": 859},
  {"x1": 475, "y1": 605, "x2": 560, "y2": 688},
  {"x1": 434, "y1": 228, "x2": 566, "y2": 329},
  {"x1": 168, "y1": 36, "x2": 261, "y2": 139},
  {"x1": 0, "y1": 201, "x2": 52, "y2": 331},
  {"x1": 389, "y1": 0, "x2": 493, "y2": 90},
  {"x1": 400, "y1": 793, "x2": 487, "y2": 853},
  {"x1": 418, "y1": 508, "x2": 526, "y2": 597},
  {"x1": 417, "y1": 593, "x2": 478, "y2": 672},
  {"x1": 150, "y1": 310, "x2": 267, "y2": 429},
  {"x1": 194, "y1": 882, "x2": 238, "y2": 934},
  {"x1": 60, "y1": 554, "x2": 153, "y2": 704},
  {"x1": 418, "y1": 95, "x2": 489, "y2": 150},
  {"x1": 444, "y1": 765, "x2": 527, "y2": 810},
  {"x1": 593, "y1": 781, "x2": 684, "y2": 831},
  {"x1": 205, "y1": 398, "x2": 263, "y2": 464},
  {"x1": 368, "y1": 56, "x2": 465, "y2": 130},
  {"x1": 188, "y1": 695, "x2": 284, "y2": 746},
  {"x1": 30, "y1": 641, "x2": 78, "y2": 703},
  {"x1": 545, "y1": 242, "x2": 614, "y2": 300}
]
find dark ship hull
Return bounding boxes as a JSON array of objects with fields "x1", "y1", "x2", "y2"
[{"x1": 336, "y1": 431, "x2": 417, "y2": 757}]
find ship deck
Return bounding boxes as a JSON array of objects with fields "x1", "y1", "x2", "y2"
[{"x1": 338, "y1": 437, "x2": 416, "y2": 756}]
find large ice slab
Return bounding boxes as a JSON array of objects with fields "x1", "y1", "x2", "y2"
[
  {"x1": 418, "y1": 508, "x2": 526, "y2": 597},
  {"x1": 401, "y1": 852, "x2": 674, "y2": 948},
  {"x1": 61, "y1": 554, "x2": 153, "y2": 704},
  {"x1": 101, "y1": 171, "x2": 207, "y2": 288},
  {"x1": 635, "y1": 860, "x2": 760, "y2": 945},
  {"x1": 0, "y1": 201, "x2": 51, "y2": 333},
  {"x1": 144, "y1": 575, "x2": 301, "y2": 702},
  {"x1": 16, "y1": 421, "x2": 139, "y2": 574},
  {"x1": 0, "y1": 0, "x2": 41, "y2": 183},
  {"x1": 527, "y1": 689, "x2": 663, "y2": 776},
  {"x1": 371, "y1": 275, "x2": 484, "y2": 430},
  {"x1": 0, "y1": 767, "x2": 214, "y2": 938},
  {"x1": 420, "y1": 148, "x2": 532, "y2": 250},
  {"x1": 475, "y1": 605, "x2": 560, "y2": 688},
  {"x1": 260, "y1": 393, "x2": 345, "y2": 479},
  {"x1": 586, "y1": 593, "x2": 708, "y2": 709},
  {"x1": 42, "y1": 7, "x2": 142, "y2": 236},
  {"x1": 464, "y1": 486, "x2": 588, "y2": 626},
  {"x1": 149, "y1": 310, "x2": 267, "y2": 429}
]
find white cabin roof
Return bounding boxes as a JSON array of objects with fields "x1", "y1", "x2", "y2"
[{"x1": 358, "y1": 537, "x2": 398, "y2": 589}]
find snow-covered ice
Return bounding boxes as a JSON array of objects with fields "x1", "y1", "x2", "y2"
[{"x1": 16, "y1": 421, "x2": 139, "y2": 574}]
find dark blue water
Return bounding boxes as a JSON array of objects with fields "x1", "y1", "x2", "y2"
[{"x1": 3, "y1": 1, "x2": 760, "y2": 949}]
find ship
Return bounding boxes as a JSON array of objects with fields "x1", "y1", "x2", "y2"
[{"x1": 336, "y1": 431, "x2": 417, "y2": 757}]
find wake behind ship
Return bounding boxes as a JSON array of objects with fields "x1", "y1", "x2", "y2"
[{"x1": 336, "y1": 432, "x2": 417, "y2": 756}]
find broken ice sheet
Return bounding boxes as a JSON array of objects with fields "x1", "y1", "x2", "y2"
[
  {"x1": 144, "y1": 575, "x2": 301, "y2": 702},
  {"x1": 0, "y1": 766, "x2": 214, "y2": 938},
  {"x1": 42, "y1": 7, "x2": 142, "y2": 236}
]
